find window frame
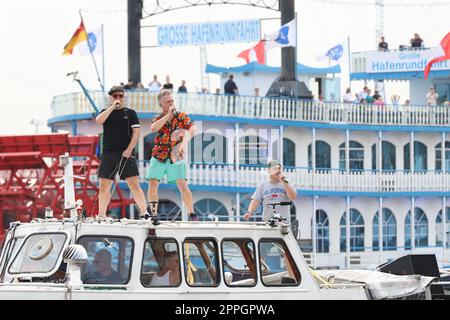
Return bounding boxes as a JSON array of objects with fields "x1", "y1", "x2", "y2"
[
  {"x1": 140, "y1": 237, "x2": 181, "y2": 288},
  {"x1": 221, "y1": 237, "x2": 257, "y2": 288},
  {"x1": 77, "y1": 234, "x2": 135, "y2": 285},
  {"x1": 340, "y1": 209, "x2": 365, "y2": 252},
  {"x1": 258, "y1": 237, "x2": 301, "y2": 287},
  {"x1": 8, "y1": 231, "x2": 70, "y2": 277},
  {"x1": 314, "y1": 209, "x2": 330, "y2": 253},
  {"x1": 404, "y1": 208, "x2": 429, "y2": 249},
  {"x1": 372, "y1": 208, "x2": 397, "y2": 251},
  {"x1": 339, "y1": 141, "x2": 364, "y2": 172},
  {"x1": 182, "y1": 237, "x2": 221, "y2": 288}
]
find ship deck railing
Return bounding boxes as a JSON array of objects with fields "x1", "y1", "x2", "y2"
[
  {"x1": 82, "y1": 162, "x2": 450, "y2": 193},
  {"x1": 50, "y1": 91, "x2": 450, "y2": 127}
]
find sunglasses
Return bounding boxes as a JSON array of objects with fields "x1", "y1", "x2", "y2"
[{"x1": 112, "y1": 94, "x2": 124, "y2": 99}]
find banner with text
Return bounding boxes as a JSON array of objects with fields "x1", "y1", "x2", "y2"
[
  {"x1": 157, "y1": 19, "x2": 260, "y2": 47},
  {"x1": 366, "y1": 48, "x2": 450, "y2": 73}
]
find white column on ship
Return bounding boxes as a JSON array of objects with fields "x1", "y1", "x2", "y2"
[
  {"x1": 346, "y1": 196, "x2": 351, "y2": 268},
  {"x1": 442, "y1": 132, "x2": 447, "y2": 250},
  {"x1": 410, "y1": 132, "x2": 415, "y2": 251},
  {"x1": 235, "y1": 123, "x2": 240, "y2": 221}
]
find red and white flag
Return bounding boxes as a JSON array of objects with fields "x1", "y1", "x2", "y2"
[
  {"x1": 237, "y1": 40, "x2": 266, "y2": 64},
  {"x1": 424, "y1": 32, "x2": 450, "y2": 79}
]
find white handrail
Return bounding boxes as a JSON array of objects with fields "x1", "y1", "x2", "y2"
[
  {"x1": 50, "y1": 92, "x2": 450, "y2": 127},
  {"x1": 136, "y1": 164, "x2": 450, "y2": 192}
]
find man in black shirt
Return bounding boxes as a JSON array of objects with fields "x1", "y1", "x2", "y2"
[
  {"x1": 163, "y1": 75, "x2": 173, "y2": 91},
  {"x1": 410, "y1": 33, "x2": 423, "y2": 48},
  {"x1": 224, "y1": 74, "x2": 238, "y2": 95},
  {"x1": 224, "y1": 74, "x2": 239, "y2": 114},
  {"x1": 177, "y1": 80, "x2": 187, "y2": 93},
  {"x1": 95, "y1": 86, "x2": 150, "y2": 218},
  {"x1": 378, "y1": 36, "x2": 388, "y2": 51}
]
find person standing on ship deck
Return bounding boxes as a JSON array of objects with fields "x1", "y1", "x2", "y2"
[
  {"x1": 145, "y1": 89, "x2": 198, "y2": 221},
  {"x1": 95, "y1": 85, "x2": 150, "y2": 219}
]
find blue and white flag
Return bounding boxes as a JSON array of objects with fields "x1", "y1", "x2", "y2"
[
  {"x1": 316, "y1": 38, "x2": 350, "y2": 92},
  {"x1": 266, "y1": 18, "x2": 296, "y2": 50},
  {"x1": 78, "y1": 27, "x2": 103, "y2": 56},
  {"x1": 325, "y1": 43, "x2": 345, "y2": 61}
]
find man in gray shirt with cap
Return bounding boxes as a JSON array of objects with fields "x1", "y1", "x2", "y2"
[{"x1": 243, "y1": 159, "x2": 297, "y2": 223}]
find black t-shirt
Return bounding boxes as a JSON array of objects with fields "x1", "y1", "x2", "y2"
[
  {"x1": 378, "y1": 41, "x2": 388, "y2": 50},
  {"x1": 101, "y1": 107, "x2": 140, "y2": 152},
  {"x1": 411, "y1": 39, "x2": 423, "y2": 48},
  {"x1": 163, "y1": 83, "x2": 173, "y2": 90},
  {"x1": 86, "y1": 271, "x2": 123, "y2": 284},
  {"x1": 224, "y1": 79, "x2": 238, "y2": 94}
]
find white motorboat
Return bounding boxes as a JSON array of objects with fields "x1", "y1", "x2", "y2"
[{"x1": 0, "y1": 154, "x2": 437, "y2": 300}]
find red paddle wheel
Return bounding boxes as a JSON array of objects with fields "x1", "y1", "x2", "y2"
[{"x1": 0, "y1": 133, "x2": 134, "y2": 245}]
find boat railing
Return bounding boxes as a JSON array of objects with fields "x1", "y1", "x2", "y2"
[
  {"x1": 50, "y1": 91, "x2": 450, "y2": 127},
  {"x1": 309, "y1": 247, "x2": 450, "y2": 270},
  {"x1": 134, "y1": 162, "x2": 450, "y2": 193}
]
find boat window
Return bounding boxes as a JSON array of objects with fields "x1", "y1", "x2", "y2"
[
  {"x1": 8, "y1": 233, "x2": 67, "y2": 275},
  {"x1": 183, "y1": 238, "x2": 219, "y2": 287},
  {"x1": 222, "y1": 239, "x2": 257, "y2": 287},
  {"x1": 78, "y1": 236, "x2": 133, "y2": 285},
  {"x1": 141, "y1": 238, "x2": 181, "y2": 287},
  {"x1": 259, "y1": 239, "x2": 301, "y2": 286}
]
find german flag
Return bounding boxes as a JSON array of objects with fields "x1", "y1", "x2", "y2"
[{"x1": 62, "y1": 21, "x2": 88, "y2": 55}]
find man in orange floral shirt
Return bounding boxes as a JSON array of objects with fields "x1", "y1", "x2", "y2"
[{"x1": 145, "y1": 89, "x2": 198, "y2": 221}]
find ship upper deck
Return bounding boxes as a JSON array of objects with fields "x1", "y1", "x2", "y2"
[{"x1": 49, "y1": 91, "x2": 450, "y2": 132}]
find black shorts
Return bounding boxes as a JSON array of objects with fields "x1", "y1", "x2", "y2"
[{"x1": 98, "y1": 151, "x2": 139, "y2": 180}]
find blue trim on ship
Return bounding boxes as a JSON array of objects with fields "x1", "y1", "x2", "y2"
[
  {"x1": 351, "y1": 69, "x2": 450, "y2": 80},
  {"x1": 48, "y1": 112, "x2": 450, "y2": 133},
  {"x1": 116, "y1": 182, "x2": 450, "y2": 197}
]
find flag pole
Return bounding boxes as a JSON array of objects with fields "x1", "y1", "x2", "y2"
[
  {"x1": 294, "y1": 13, "x2": 298, "y2": 80},
  {"x1": 101, "y1": 24, "x2": 105, "y2": 94},
  {"x1": 347, "y1": 36, "x2": 351, "y2": 88},
  {"x1": 79, "y1": 10, "x2": 105, "y2": 93}
]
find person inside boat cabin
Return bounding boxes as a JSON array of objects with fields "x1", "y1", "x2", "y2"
[
  {"x1": 149, "y1": 251, "x2": 181, "y2": 286},
  {"x1": 90, "y1": 249, "x2": 123, "y2": 284},
  {"x1": 243, "y1": 159, "x2": 297, "y2": 223}
]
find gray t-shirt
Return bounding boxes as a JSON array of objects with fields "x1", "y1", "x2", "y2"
[{"x1": 251, "y1": 180, "x2": 296, "y2": 223}]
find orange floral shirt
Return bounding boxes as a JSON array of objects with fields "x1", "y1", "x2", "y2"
[{"x1": 151, "y1": 111, "x2": 193, "y2": 162}]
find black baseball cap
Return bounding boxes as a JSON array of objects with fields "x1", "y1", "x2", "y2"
[{"x1": 108, "y1": 85, "x2": 125, "y2": 95}]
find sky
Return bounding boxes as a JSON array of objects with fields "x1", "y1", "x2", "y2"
[{"x1": 0, "y1": 0, "x2": 449, "y2": 135}]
